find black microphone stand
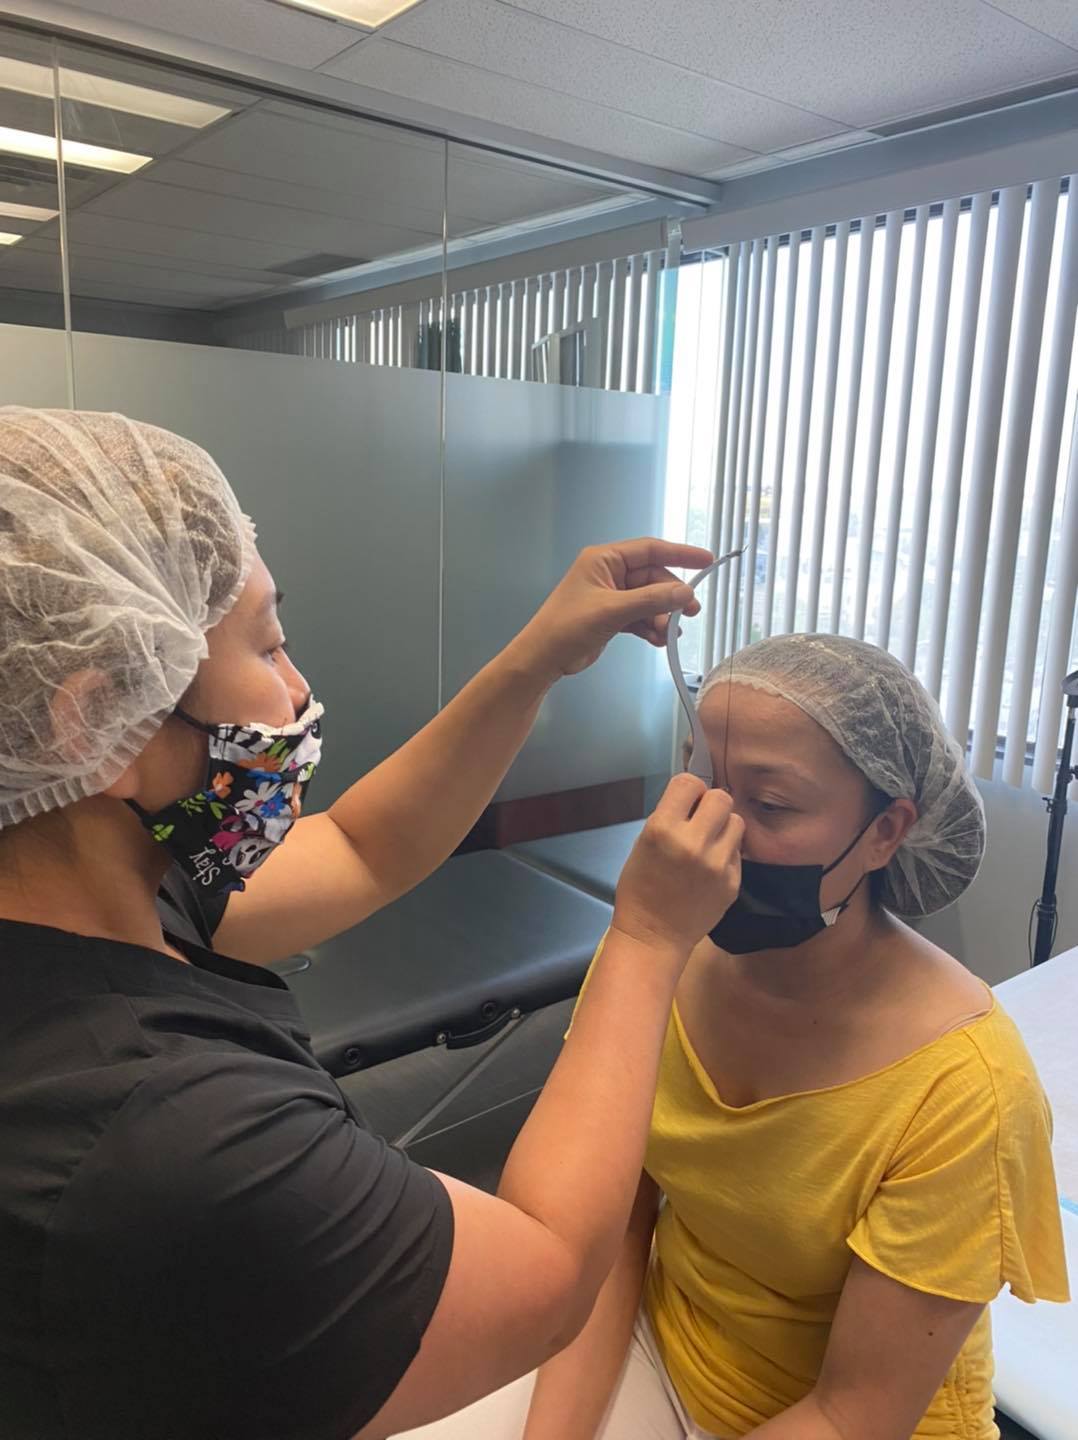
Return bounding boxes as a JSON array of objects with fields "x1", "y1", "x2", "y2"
[{"x1": 1033, "y1": 667, "x2": 1078, "y2": 967}]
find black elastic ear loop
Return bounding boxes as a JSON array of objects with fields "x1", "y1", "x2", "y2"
[
  {"x1": 823, "y1": 797, "x2": 895, "y2": 916},
  {"x1": 172, "y1": 707, "x2": 217, "y2": 736}
]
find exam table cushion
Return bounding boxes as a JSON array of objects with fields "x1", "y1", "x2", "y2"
[{"x1": 271, "y1": 849, "x2": 613, "y2": 1075}]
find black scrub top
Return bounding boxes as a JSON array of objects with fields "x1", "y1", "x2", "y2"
[{"x1": 0, "y1": 870, "x2": 454, "y2": 1440}]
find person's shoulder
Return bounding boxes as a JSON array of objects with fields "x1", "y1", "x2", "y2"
[
  {"x1": 904, "y1": 991, "x2": 1050, "y2": 1142},
  {"x1": 52, "y1": 1042, "x2": 445, "y2": 1290},
  {"x1": 882, "y1": 920, "x2": 995, "y2": 1043},
  {"x1": 96, "y1": 1043, "x2": 360, "y2": 1181},
  {"x1": 958, "y1": 999, "x2": 1051, "y2": 1113}
]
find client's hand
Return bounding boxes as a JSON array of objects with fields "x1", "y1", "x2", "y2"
[
  {"x1": 613, "y1": 775, "x2": 743, "y2": 962},
  {"x1": 510, "y1": 538, "x2": 713, "y2": 683}
]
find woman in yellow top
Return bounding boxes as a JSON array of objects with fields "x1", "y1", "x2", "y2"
[{"x1": 403, "y1": 635, "x2": 1069, "y2": 1440}]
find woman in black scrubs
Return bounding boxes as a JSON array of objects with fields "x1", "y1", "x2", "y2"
[{"x1": 0, "y1": 407, "x2": 743, "y2": 1440}]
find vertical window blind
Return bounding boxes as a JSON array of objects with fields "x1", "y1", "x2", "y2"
[
  {"x1": 238, "y1": 247, "x2": 671, "y2": 396},
  {"x1": 676, "y1": 175, "x2": 1077, "y2": 790}
]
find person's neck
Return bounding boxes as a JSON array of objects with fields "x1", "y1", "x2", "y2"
[
  {"x1": 0, "y1": 799, "x2": 181, "y2": 960},
  {"x1": 727, "y1": 898, "x2": 897, "y2": 1009}
]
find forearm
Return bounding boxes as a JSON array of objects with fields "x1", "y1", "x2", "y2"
[
  {"x1": 747, "y1": 1393, "x2": 848, "y2": 1440},
  {"x1": 326, "y1": 636, "x2": 550, "y2": 896},
  {"x1": 524, "y1": 1180, "x2": 657, "y2": 1440},
  {"x1": 497, "y1": 933, "x2": 677, "y2": 1319}
]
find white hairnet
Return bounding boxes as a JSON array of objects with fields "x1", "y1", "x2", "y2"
[
  {"x1": 698, "y1": 633, "x2": 985, "y2": 917},
  {"x1": 0, "y1": 407, "x2": 256, "y2": 830}
]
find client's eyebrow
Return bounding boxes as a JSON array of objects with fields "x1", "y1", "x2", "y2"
[{"x1": 742, "y1": 760, "x2": 819, "y2": 789}]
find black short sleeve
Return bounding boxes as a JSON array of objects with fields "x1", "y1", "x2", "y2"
[{"x1": 43, "y1": 1050, "x2": 454, "y2": 1440}]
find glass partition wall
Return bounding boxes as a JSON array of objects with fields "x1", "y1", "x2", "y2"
[
  {"x1": 0, "y1": 23, "x2": 688, "y2": 841},
  {"x1": 0, "y1": 27, "x2": 68, "y2": 404},
  {"x1": 442, "y1": 144, "x2": 677, "y2": 833}
]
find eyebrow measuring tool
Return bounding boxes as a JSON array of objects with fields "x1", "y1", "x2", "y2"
[{"x1": 665, "y1": 548, "x2": 745, "y2": 790}]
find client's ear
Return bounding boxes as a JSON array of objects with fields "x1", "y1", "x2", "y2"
[
  {"x1": 50, "y1": 670, "x2": 111, "y2": 767},
  {"x1": 866, "y1": 798, "x2": 918, "y2": 871},
  {"x1": 50, "y1": 671, "x2": 140, "y2": 802}
]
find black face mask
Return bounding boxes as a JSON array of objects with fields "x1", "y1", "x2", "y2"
[{"x1": 709, "y1": 815, "x2": 878, "y2": 956}]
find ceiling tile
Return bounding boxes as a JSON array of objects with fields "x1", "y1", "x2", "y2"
[
  {"x1": 445, "y1": 148, "x2": 627, "y2": 233},
  {"x1": 148, "y1": 156, "x2": 443, "y2": 237},
  {"x1": 323, "y1": 37, "x2": 753, "y2": 171},
  {"x1": 0, "y1": 244, "x2": 255, "y2": 306},
  {"x1": 23, "y1": 236, "x2": 283, "y2": 287},
  {"x1": 154, "y1": 105, "x2": 615, "y2": 231},
  {"x1": 65, "y1": 211, "x2": 312, "y2": 270},
  {"x1": 66, "y1": 252, "x2": 273, "y2": 298},
  {"x1": 55, "y1": 0, "x2": 360, "y2": 69},
  {"x1": 379, "y1": 0, "x2": 841, "y2": 151},
  {"x1": 509, "y1": 0, "x2": 1078, "y2": 128},
  {"x1": 74, "y1": 279, "x2": 224, "y2": 308},
  {"x1": 82, "y1": 178, "x2": 436, "y2": 260},
  {"x1": 148, "y1": 153, "x2": 614, "y2": 245},
  {"x1": 170, "y1": 109, "x2": 447, "y2": 232},
  {"x1": 981, "y1": 0, "x2": 1078, "y2": 49}
]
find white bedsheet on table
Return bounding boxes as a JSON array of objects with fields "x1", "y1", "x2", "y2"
[
  {"x1": 994, "y1": 946, "x2": 1078, "y2": 1200},
  {"x1": 990, "y1": 947, "x2": 1077, "y2": 1440}
]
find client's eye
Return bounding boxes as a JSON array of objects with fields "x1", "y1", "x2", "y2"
[{"x1": 754, "y1": 799, "x2": 789, "y2": 815}]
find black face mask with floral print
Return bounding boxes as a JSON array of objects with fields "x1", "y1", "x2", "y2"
[{"x1": 128, "y1": 698, "x2": 323, "y2": 898}]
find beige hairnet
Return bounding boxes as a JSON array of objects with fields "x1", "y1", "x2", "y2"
[
  {"x1": 0, "y1": 407, "x2": 256, "y2": 830},
  {"x1": 698, "y1": 633, "x2": 985, "y2": 917}
]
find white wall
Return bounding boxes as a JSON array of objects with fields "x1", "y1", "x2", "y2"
[{"x1": 918, "y1": 776, "x2": 1078, "y2": 983}]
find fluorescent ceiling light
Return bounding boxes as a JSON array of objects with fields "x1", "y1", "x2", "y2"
[
  {"x1": 0, "y1": 57, "x2": 230, "y2": 127},
  {"x1": 0, "y1": 230, "x2": 23, "y2": 244},
  {"x1": 0, "y1": 125, "x2": 151, "y2": 174},
  {"x1": 276, "y1": 0, "x2": 424, "y2": 28},
  {"x1": 0, "y1": 199, "x2": 57, "y2": 222}
]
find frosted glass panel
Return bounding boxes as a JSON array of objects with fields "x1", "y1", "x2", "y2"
[
  {"x1": 72, "y1": 332, "x2": 443, "y2": 807},
  {"x1": 0, "y1": 323, "x2": 69, "y2": 404},
  {"x1": 0, "y1": 26, "x2": 67, "y2": 342},
  {"x1": 442, "y1": 371, "x2": 672, "y2": 800}
]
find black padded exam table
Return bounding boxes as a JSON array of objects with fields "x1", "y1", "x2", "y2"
[
  {"x1": 508, "y1": 819, "x2": 644, "y2": 904},
  {"x1": 270, "y1": 849, "x2": 611, "y2": 1079}
]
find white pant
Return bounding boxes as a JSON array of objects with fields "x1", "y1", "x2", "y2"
[{"x1": 395, "y1": 1311, "x2": 720, "y2": 1439}]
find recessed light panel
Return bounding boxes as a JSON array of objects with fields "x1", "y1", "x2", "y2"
[
  {"x1": 0, "y1": 200, "x2": 58, "y2": 222},
  {"x1": 0, "y1": 125, "x2": 151, "y2": 174},
  {"x1": 0, "y1": 58, "x2": 230, "y2": 127},
  {"x1": 0, "y1": 230, "x2": 23, "y2": 244},
  {"x1": 277, "y1": 0, "x2": 424, "y2": 29}
]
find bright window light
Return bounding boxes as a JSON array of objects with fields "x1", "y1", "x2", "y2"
[
  {"x1": 0, "y1": 125, "x2": 151, "y2": 173},
  {"x1": 0, "y1": 200, "x2": 57, "y2": 222},
  {"x1": 0, "y1": 230, "x2": 23, "y2": 244},
  {"x1": 0, "y1": 58, "x2": 230, "y2": 127},
  {"x1": 276, "y1": 0, "x2": 424, "y2": 28}
]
